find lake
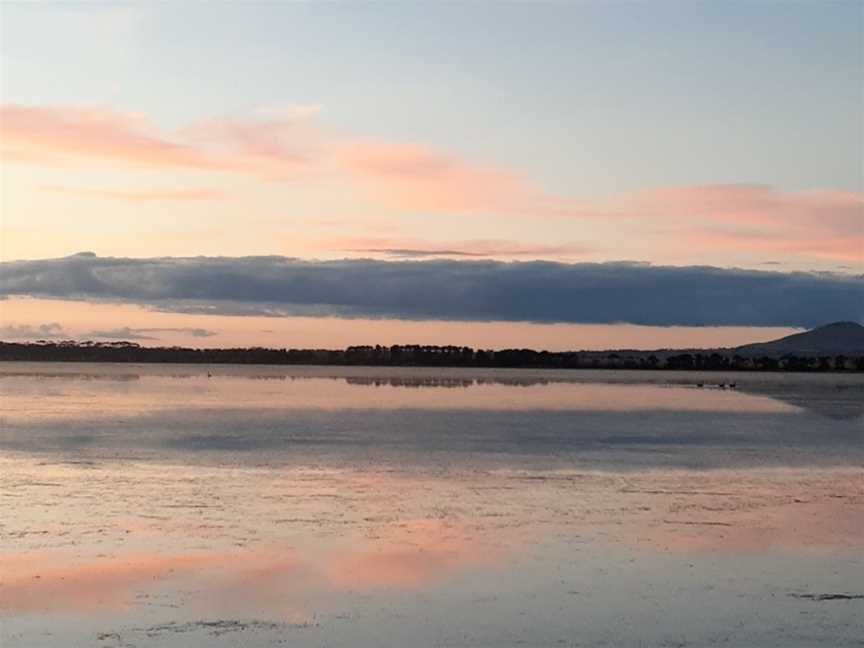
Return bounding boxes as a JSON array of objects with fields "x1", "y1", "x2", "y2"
[{"x1": 1, "y1": 363, "x2": 862, "y2": 647}]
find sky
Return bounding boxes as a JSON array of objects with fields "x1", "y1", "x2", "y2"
[{"x1": 0, "y1": 1, "x2": 861, "y2": 349}]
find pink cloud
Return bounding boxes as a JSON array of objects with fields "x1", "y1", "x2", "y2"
[
  {"x1": 0, "y1": 105, "x2": 223, "y2": 171},
  {"x1": 179, "y1": 112, "x2": 319, "y2": 181},
  {"x1": 0, "y1": 103, "x2": 598, "y2": 218},
  {"x1": 335, "y1": 140, "x2": 596, "y2": 217},
  {"x1": 40, "y1": 185, "x2": 229, "y2": 202},
  {"x1": 2, "y1": 103, "x2": 860, "y2": 265},
  {"x1": 620, "y1": 184, "x2": 863, "y2": 263},
  {"x1": 689, "y1": 229, "x2": 864, "y2": 262},
  {"x1": 633, "y1": 184, "x2": 862, "y2": 236},
  {"x1": 336, "y1": 141, "x2": 522, "y2": 212},
  {"x1": 0, "y1": 104, "x2": 312, "y2": 179}
]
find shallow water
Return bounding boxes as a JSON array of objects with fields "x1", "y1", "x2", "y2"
[{"x1": 1, "y1": 363, "x2": 862, "y2": 647}]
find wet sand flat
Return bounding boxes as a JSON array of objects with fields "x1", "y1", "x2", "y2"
[{"x1": 1, "y1": 364, "x2": 862, "y2": 647}]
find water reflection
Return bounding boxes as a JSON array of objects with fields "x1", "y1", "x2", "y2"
[
  {"x1": 327, "y1": 519, "x2": 502, "y2": 590},
  {"x1": 2, "y1": 364, "x2": 862, "y2": 422},
  {"x1": 0, "y1": 551, "x2": 241, "y2": 614},
  {"x1": 2, "y1": 455, "x2": 861, "y2": 647},
  {"x1": 2, "y1": 414, "x2": 862, "y2": 472},
  {"x1": 2, "y1": 363, "x2": 862, "y2": 647}
]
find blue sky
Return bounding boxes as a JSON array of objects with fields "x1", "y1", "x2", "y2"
[
  {"x1": 3, "y1": 1, "x2": 860, "y2": 194},
  {"x1": 0, "y1": 1, "x2": 860, "y2": 347}
]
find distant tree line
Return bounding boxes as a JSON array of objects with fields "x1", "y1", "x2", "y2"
[{"x1": 1, "y1": 340, "x2": 862, "y2": 372}]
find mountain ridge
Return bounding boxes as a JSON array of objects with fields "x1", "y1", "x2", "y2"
[{"x1": 736, "y1": 321, "x2": 864, "y2": 355}]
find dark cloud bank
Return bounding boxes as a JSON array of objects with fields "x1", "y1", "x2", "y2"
[{"x1": 1, "y1": 253, "x2": 861, "y2": 328}]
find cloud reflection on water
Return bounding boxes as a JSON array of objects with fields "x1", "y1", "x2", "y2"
[
  {"x1": 1, "y1": 365, "x2": 862, "y2": 646},
  {"x1": 0, "y1": 519, "x2": 501, "y2": 618},
  {"x1": 2, "y1": 457, "x2": 860, "y2": 622},
  {"x1": 0, "y1": 551, "x2": 238, "y2": 614}
]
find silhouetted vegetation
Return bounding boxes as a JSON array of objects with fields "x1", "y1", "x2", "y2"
[{"x1": 1, "y1": 340, "x2": 861, "y2": 372}]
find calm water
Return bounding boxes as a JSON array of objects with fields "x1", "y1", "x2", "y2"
[{"x1": 1, "y1": 363, "x2": 862, "y2": 647}]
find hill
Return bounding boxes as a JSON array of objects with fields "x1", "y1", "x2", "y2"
[{"x1": 736, "y1": 321, "x2": 864, "y2": 356}]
